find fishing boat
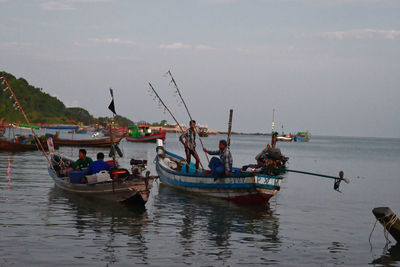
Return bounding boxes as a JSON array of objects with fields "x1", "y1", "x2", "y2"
[
  {"x1": 294, "y1": 131, "x2": 310, "y2": 142},
  {"x1": 125, "y1": 125, "x2": 166, "y2": 143},
  {"x1": 101, "y1": 126, "x2": 127, "y2": 137},
  {"x1": 43, "y1": 125, "x2": 79, "y2": 130},
  {"x1": 0, "y1": 137, "x2": 57, "y2": 152},
  {"x1": 155, "y1": 142, "x2": 282, "y2": 205},
  {"x1": 277, "y1": 135, "x2": 293, "y2": 142},
  {"x1": 48, "y1": 154, "x2": 154, "y2": 203},
  {"x1": 15, "y1": 124, "x2": 40, "y2": 130},
  {"x1": 0, "y1": 124, "x2": 5, "y2": 137},
  {"x1": 52, "y1": 136, "x2": 123, "y2": 147}
]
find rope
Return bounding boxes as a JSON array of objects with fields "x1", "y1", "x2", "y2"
[{"x1": 369, "y1": 212, "x2": 398, "y2": 248}]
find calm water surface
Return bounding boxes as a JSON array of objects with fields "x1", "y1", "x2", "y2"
[{"x1": 1, "y1": 132, "x2": 400, "y2": 266}]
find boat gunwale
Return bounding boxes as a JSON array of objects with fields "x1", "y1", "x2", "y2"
[{"x1": 157, "y1": 148, "x2": 283, "y2": 182}]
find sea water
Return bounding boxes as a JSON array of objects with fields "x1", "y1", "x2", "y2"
[{"x1": 1, "y1": 132, "x2": 399, "y2": 266}]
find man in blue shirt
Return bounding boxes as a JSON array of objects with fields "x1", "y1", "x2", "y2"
[{"x1": 87, "y1": 152, "x2": 111, "y2": 174}]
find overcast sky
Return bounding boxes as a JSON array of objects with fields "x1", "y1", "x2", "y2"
[{"x1": 1, "y1": 0, "x2": 399, "y2": 137}]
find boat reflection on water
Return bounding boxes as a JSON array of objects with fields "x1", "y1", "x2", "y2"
[
  {"x1": 46, "y1": 186, "x2": 150, "y2": 265},
  {"x1": 44, "y1": 179, "x2": 281, "y2": 265},
  {"x1": 156, "y1": 183, "x2": 281, "y2": 264}
]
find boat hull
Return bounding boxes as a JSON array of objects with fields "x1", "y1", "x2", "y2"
[
  {"x1": 155, "y1": 150, "x2": 281, "y2": 205},
  {"x1": 52, "y1": 137, "x2": 123, "y2": 147},
  {"x1": 125, "y1": 132, "x2": 166, "y2": 143},
  {"x1": 0, "y1": 139, "x2": 55, "y2": 152},
  {"x1": 48, "y1": 167, "x2": 152, "y2": 203}
]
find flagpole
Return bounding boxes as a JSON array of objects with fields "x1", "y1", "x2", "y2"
[{"x1": 108, "y1": 88, "x2": 116, "y2": 166}]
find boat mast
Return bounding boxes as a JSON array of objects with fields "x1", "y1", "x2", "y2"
[{"x1": 272, "y1": 108, "x2": 275, "y2": 132}]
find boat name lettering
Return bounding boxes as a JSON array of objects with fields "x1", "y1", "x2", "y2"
[
  {"x1": 233, "y1": 177, "x2": 246, "y2": 184},
  {"x1": 256, "y1": 176, "x2": 275, "y2": 185}
]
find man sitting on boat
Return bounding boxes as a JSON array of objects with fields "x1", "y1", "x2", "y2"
[
  {"x1": 179, "y1": 120, "x2": 201, "y2": 174},
  {"x1": 203, "y1": 140, "x2": 233, "y2": 180},
  {"x1": 87, "y1": 152, "x2": 111, "y2": 174},
  {"x1": 71, "y1": 149, "x2": 93, "y2": 170}
]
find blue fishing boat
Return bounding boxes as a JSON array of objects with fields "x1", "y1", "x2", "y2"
[
  {"x1": 155, "y1": 143, "x2": 282, "y2": 206},
  {"x1": 43, "y1": 125, "x2": 79, "y2": 130},
  {"x1": 294, "y1": 131, "x2": 310, "y2": 142}
]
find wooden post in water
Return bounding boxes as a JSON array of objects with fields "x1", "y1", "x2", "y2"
[
  {"x1": 227, "y1": 109, "x2": 233, "y2": 148},
  {"x1": 372, "y1": 207, "x2": 400, "y2": 243}
]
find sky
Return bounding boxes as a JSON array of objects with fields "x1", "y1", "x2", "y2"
[{"x1": 0, "y1": 0, "x2": 399, "y2": 138}]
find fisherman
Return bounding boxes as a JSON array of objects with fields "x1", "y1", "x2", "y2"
[
  {"x1": 72, "y1": 149, "x2": 93, "y2": 170},
  {"x1": 179, "y1": 120, "x2": 200, "y2": 173},
  {"x1": 203, "y1": 139, "x2": 233, "y2": 180},
  {"x1": 87, "y1": 152, "x2": 111, "y2": 174},
  {"x1": 255, "y1": 132, "x2": 288, "y2": 170}
]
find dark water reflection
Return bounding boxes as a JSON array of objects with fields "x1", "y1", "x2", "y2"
[
  {"x1": 372, "y1": 244, "x2": 400, "y2": 266},
  {"x1": 1, "y1": 134, "x2": 400, "y2": 265}
]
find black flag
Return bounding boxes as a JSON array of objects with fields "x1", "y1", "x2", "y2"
[
  {"x1": 108, "y1": 100, "x2": 116, "y2": 114},
  {"x1": 108, "y1": 88, "x2": 116, "y2": 115}
]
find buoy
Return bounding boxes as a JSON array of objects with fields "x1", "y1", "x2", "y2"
[{"x1": 372, "y1": 207, "x2": 400, "y2": 243}]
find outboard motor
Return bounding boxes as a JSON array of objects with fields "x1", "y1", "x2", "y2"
[{"x1": 130, "y1": 158, "x2": 148, "y2": 176}]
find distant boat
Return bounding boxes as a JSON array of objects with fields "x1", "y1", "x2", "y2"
[
  {"x1": 43, "y1": 125, "x2": 79, "y2": 130},
  {"x1": 15, "y1": 124, "x2": 40, "y2": 130},
  {"x1": 52, "y1": 136, "x2": 123, "y2": 147},
  {"x1": 294, "y1": 131, "x2": 310, "y2": 142},
  {"x1": 102, "y1": 126, "x2": 127, "y2": 137},
  {"x1": 155, "y1": 144, "x2": 282, "y2": 206},
  {"x1": 48, "y1": 154, "x2": 153, "y2": 203},
  {"x1": 0, "y1": 123, "x2": 5, "y2": 137},
  {"x1": 277, "y1": 135, "x2": 293, "y2": 142},
  {"x1": 0, "y1": 137, "x2": 57, "y2": 152},
  {"x1": 125, "y1": 125, "x2": 166, "y2": 143},
  {"x1": 68, "y1": 127, "x2": 87, "y2": 134}
]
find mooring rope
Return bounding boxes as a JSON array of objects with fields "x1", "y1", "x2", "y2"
[{"x1": 369, "y1": 213, "x2": 398, "y2": 248}]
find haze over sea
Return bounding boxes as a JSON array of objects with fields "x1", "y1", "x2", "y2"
[{"x1": 1, "y1": 130, "x2": 399, "y2": 266}]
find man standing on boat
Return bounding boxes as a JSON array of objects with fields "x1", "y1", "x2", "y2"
[
  {"x1": 179, "y1": 120, "x2": 201, "y2": 173},
  {"x1": 203, "y1": 140, "x2": 233, "y2": 180}
]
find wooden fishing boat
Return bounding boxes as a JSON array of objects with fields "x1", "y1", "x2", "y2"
[
  {"x1": 155, "y1": 144, "x2": 282, "y2": 205},
  {"x1": 52, "y1": 136, "x2": 123, "y2": 147},
  {"x1": 48, "y1": 155, "x2": 153, "y2": 203},
  {"x1": 0, "y1": 138, "x2": 56, "y2": 152},
  {"x1": 125, "y1": 125, "x2": 166, "y2": 143},
  {"x1": 102, "y1": 126, "x2": 127, "y2": 137}
]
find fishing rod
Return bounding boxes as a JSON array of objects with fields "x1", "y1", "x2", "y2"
[
  {"x1": 148, "y1": 82, "x2": 204, "y2": 170},
  {"x1": 0, "y1": 76, "x2": 56, "y2": 173},
  {"x1": 286, "y1": 169, "x2": 349, "y2": 192},
  {"x1": 166, "y1": 70, "x2": 210, "y2": 163}
]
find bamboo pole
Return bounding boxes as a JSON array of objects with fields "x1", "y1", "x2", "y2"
[
  {"x1": 148, "y1": 82, "x2": 204, "y2": 170},
  {"x1": 167, "y1": 71, "x2": 209, "y2": 163},
  {"x1": 0, "y1": 76, "x2": 56, "y2": 173},
  {"x1": 227, "y1": 109, "x2": 233, "y2": 148}
]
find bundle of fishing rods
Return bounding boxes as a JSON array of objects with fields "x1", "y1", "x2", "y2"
[{"x1": 147, "y1": 71, "x2": 349, "y2": 192}]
